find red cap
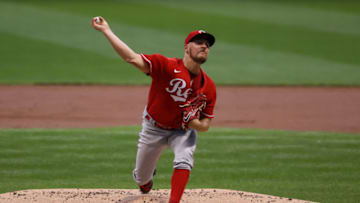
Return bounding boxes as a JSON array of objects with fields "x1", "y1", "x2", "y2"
[{"x1": 184, "y1": 30, "x2": 215, "y2": 47}]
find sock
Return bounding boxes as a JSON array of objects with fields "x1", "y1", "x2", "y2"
[{"x1": 169, "y1": 169, "x2": 190, "y2": 203}]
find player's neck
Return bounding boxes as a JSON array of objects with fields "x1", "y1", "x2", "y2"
[{"x1": 183, "y1": 57, "x2": 201, "y2": 76}]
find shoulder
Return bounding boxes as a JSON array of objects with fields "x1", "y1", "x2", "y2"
[
  {"x1": 203, "y1": 71, "x2": 216, "y2": 89},
  {"x1": 153, "y1": 53, "x2": 168, "y2": 60},
  {"x1": 141, "y1": 54, "x2": 180, "y2": 77},
  {"x1": 141, "y1": 54, "x2": 168, "y2": 72},
  {"x1": 201, "y1": 71, "x2": 216, "y2": 100},
  {"x1": 143, "y1": 54, "x2": 180, "y2": 67}
]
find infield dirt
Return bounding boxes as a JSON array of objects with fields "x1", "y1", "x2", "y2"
[{"x1": 0, "y1": 85, "x2": 359, "y2": 133}]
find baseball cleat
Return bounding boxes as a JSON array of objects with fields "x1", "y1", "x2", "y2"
[
  {"x1": 139, "y1": 180, "x2": 153, "y2": 194},
  {"x1": 139, "y1": 169, "x2": 157, "y2": 194}
]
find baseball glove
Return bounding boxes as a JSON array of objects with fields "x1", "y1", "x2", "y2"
[{"x1": 179, "y1": 93, "x2": 207, "y2": 130}]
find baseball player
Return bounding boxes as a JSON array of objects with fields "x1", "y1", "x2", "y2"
[{"x1": 92, "y1": 16, "x2": 217, "y2": 203}]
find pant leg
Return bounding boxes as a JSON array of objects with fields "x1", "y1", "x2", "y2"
[
  {"x1": 168, "y1": 129, "x2": 197, "y2": 170},
  {"x1": 133, "y1": 119, "x2": 169, "y2": 186}
]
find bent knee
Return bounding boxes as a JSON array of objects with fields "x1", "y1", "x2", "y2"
[{"x1": 133, "y1": 169, "x2": 153, "y2": 186}]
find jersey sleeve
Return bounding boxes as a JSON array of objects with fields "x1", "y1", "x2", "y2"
[
  {"x1": 201, "y1": 78, "x2": 217, "y2": 119},
  {"x1": 140, "y1": 53, "x2": 168, "y2": 79},
  {"x1": 202, "y1": 94, "x2": 216, "y2": 119}
]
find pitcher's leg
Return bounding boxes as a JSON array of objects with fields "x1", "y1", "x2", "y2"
[
  {"x1": 169, "y1": 169, "x2": 190, "y2": 203},
  {"x1": 168, "y1": 129, "x2": 197, "y2": 203},
  {"x1": 169, "y1": 129, "x2": 197, "y2": 170},
  {"x1": 133, "y1": 121, "x2": 168, "y2": 186},
  {"x1": 133, "y1": 140, "x2": 167, "y2": 186}
]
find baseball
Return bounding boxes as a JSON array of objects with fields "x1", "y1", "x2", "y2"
[{"x1": 95, "y1": 17, "x2": 101, "y2": 23}]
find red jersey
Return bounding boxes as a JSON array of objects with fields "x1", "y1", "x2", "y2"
[{"x1": 140, "y1": 53, "x2": 217, "y2": 129}]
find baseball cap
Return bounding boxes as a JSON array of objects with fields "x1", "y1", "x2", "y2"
[{"x1": 185, "y1": 30, "x2": 215, "y2": 47}]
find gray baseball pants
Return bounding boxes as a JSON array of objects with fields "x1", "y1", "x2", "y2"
[{"x1": 133, "y1": 110, "x2": 197, "y2": 186}]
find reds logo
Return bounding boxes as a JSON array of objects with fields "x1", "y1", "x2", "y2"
[{"x1": 165, "y1": 78, "x2": 192, "y2": 102}]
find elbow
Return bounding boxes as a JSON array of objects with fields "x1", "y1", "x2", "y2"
[
  {"x1": 199, "y1": 125, "x2": 210, "y2": 132},
  {"x1": 195, "y1": 123, "x2": 210, "y2": 132},
  {"x1": 189, "y1": 118, "x2": 211, "y2": 132}
]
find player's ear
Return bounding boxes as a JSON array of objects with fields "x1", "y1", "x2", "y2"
[{"x1": 184, "y1": 44, "x2": 189, "y2": 54}]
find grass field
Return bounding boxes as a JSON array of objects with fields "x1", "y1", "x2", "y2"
[
  {"x1": 0, "y1": 127, "x2": 359, "y2": 203},
  {"x1": 1, "y1": 0, "x2": 360, "y2": 85}
]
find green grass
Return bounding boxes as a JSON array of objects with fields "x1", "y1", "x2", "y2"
[
  {"x1": 1, "y1": 0, "x2": 360, "y2": 85},
  {"x1": 1, "y1": 127, "x2": 359, "y2": 203}
]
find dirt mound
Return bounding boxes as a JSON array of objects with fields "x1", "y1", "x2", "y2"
[{"x1": 0, "y1": 188, "x2": 315, "y2": 203}]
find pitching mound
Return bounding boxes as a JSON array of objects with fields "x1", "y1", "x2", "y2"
[{"x1": 0, "y1": 188, "x2": 315, "y2": 203}]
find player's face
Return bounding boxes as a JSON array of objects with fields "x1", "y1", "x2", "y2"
[{"x1": 188, "y1": 38, "x2": 210, "y2": 64}]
